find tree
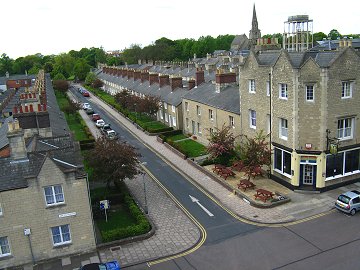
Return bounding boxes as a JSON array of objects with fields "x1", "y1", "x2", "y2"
[
  {"x1": 53, "y1": 80, "x2": 69, "y2": 92},
  {"x1": 73, "y1": 58, "x2": 91, "y2": 81},
  {"x1": 63, "y1": 100, "x2": 81, "y2": 116},
  {"x1": 53, "y1": 73, "x2": 66, "y2": 80},
  {"x1": 92, "y1": 79, "x2": 104, "y2": 88},
  {"x1": 313, "y1": 32, "x2": 327, "y2": 42},
  {"x1": 328, "y1": 29, "x2": 341, "y2": 40},
  {"x1": 85, "y1": 72, "x2": 96, "y2": 86},
  {"x1": 234, "y1": 131, "x2": 271, "y2": 179},
  {"x1": 207, "y1": 124, "x2": 236, "y2": 160},
  {"x1": 0, "y1": 53, "x2": 14, "y2": 76},
  {"x1": 86, "y1": 137, "x2": 142, "y2": 188},
  {"x1": 137, "y1": 95, "x2": 160, "y2": 116},
  {"x1": 52, "y1": 53, "x2": 75, "y2": 79},
  {"x1": 115, "y1": 90, "x2": 132, "y2": 109}
]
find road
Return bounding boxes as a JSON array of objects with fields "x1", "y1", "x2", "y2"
[{"x1": 71, "y1": 87, "x2": 360, "y2": 270}]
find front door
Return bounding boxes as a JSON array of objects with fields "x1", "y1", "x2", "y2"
[{"x1": 303, "y1": 164, "x2": 315, "y2": 185}]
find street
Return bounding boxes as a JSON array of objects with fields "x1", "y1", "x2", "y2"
[{"x1": 70, "y1": 87, "x2": 360, "y2": 270}]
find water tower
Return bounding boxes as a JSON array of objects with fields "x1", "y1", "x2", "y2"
[{"x1": 283, "y1": 15, "x2": 313, "y2": 52}]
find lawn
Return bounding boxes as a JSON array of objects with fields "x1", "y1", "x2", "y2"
[
  {"x1": 96, "y1": 206, "x2": 137, "y2": 232},
  {"x1": 65, "y1": 114, "x2": 90, "y2": 141},
  {"x1": 166, "y1": 134, "x2": 188, "y2": 142},
  {"x1": 174, "y1": 139, "x2": 207, "y2": 157}
]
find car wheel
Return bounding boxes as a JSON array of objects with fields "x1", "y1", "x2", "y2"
[{"x1": 350, "y1": 208, "x2": 356, "y2": 216}]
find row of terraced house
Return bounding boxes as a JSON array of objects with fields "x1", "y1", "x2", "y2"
[{"x1": 97, "y1": 8, "x2": 360, "y2": 193}]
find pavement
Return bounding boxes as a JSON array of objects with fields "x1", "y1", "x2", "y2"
[{"x1": 32, "y1": 90, "x2": 359, "y2": 269}]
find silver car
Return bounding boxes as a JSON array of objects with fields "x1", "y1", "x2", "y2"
[{"x1": 335, "y1": 190, "x2": 360, "y2": 215}]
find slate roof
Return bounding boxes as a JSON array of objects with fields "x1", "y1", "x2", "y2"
[
  {"x1": 0, "y1": 117, "x2": 12, "y2": 150},
  {"x1": 0, "y1": 135, "x2": 84, "y2": 192},
  {"x1": 183, "y1": 82, "x2": 240, "y2": 114}
]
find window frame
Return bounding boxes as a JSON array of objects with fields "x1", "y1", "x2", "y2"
[
  {"x1": 196, "y1": 105, "x2": 201, "y2": 116},
  {"x1": 44, "y1": 185, "x2": 65, "y2": 206},
  {"x1": 305, "y1": 85, "x2": 314, "y2": 102},
  {"x1": 341, "y1": 81, "x2": 353, "y2": 99},
  {"x1": 229, "y1": 115, "x2": 235, "y2": 128},
  {"x1": 171, "y1": 105, "x2": 176, "y2": 113},
  {"x1": 326, "y1": 148, "x2": 360, "y2": 180},
  {"x1": 209, "y1": 109, "x2": 213, "y2": 120},
  {"x1": 248, "y1": 79, "x2": 256, "y2": 93},
  {"x1": 279, "y1": 83, "x2": 288, "y2": 100},
  {"x1": 185, "y1": 102, "x2": 189, "y2": 112},
  {"x1": 51, "y1": 224, "x2": 72, "y2": 247},
  {"x1": 164, "y1": 103, "x2": 168, "y2": 110},
  {"x1": 337, "y1": 117, "x2": 354, "y2": 140},
  {"x1": 249, "y1": 110, "x2": 256, "y2": 129},
  {"x1": 0, "y1": 236, "x2": 11, "y2": 257},
  {"x1": 279, "y1": 118, "x2": 288, "y2": 140},
  {"x1": 266, "y1": 81, "x2": 270, "y2": 96},
  {"x1": 197, "y1": 122, "x2": 202, "y2": 134},
  {"x1": 273, "y1": 148, "x2": 292, "y2": 178}
]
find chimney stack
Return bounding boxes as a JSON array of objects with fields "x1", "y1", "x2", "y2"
[
  {"x1": 195, "y1": 69, "x2": 205, "y2": 86},
  {"x1": 7, "y1": 119, "x2": 27, "y2": 160},
  {"x1": 149, "y1": 73, "x2": 159, "y2": 86},
  {"x1": 127, "y1": 69, "x2": 134, "y2": 80},
  {"x1": 188, "y1": 79, "x2": 196, "y2": 90},
  {"x1": 159, "y1": 75, "x2": 170, "y2": 88},
  {"x1": 215, "y1": 71, "x2": 237, "y2": 93},
  {"x1": 133, "y1": 71, "x2": 141, "y2": 81},
  {"x1": 140, "y1": 71, "x2": 149, "y2": 83},
  {"x1": 170, "y1": 77, "x2": 183, "y2": 91}
]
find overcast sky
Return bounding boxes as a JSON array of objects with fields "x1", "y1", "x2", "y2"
[{"x1": 2, "y1": 0, "x2": 359, "y2": 59}]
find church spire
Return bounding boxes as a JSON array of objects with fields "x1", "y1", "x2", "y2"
[{"x1": 249, "y1": 3, "x2": 261, "y2": 47}]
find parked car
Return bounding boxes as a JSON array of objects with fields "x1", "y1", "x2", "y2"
[
  {"x1": 335, "y1": 190, "x2": 360, "y2": 215},
  {"x1": 85, "y1": 108, "x2": 94, "y2": 115},
  {"x1": 92, "y1": 114, "x2": 101, "y2": 121},
  {"x1": 95, "y1": 119, "x2": 105, "y2": 128},
  {"x1": 105, "y1": 130, "x2": 118, "y2": 140},
  {"x1": 82, "y1": 91, "x2": 90, "y2": 97},
  {"x1": 82, "y1": 103, "x2": 90, "y2": 110},
  {"x1": 100, "y1": 124, "x2": 112, "y2": 134},
  {"x1": 80, "y1": 260, "x2": 121, "y2": 270}
]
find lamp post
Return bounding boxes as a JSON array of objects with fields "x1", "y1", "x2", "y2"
[{"x1": 140, "y1": 162, "x2": 148, "y2": 214}]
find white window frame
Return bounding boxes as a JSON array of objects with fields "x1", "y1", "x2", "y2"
[
  {"x1": 171, "y1": 105, "x2": 175, "y2": 113},
  {"x1": 0, "y1": 203, "x2": 2, "y2": 216},
  {"x1": 305, "y1": 85, "x2": 314, "y2": 102},
  {"x1": 279, "y1": 118, "x2": 288, "y2": 140},
  {"x1": 266, "y1": 81, "x2": 270, "y2": 96},
  {"x1": 186, "y1": 118, "x2": 189, "y2": 128},
  {"x1": 196, "y1": 105, "x2": 201, "y2": 116},
  {"x1": 172, "y1": 116, "x2": 177, "y2": 127},
  {"x1": 0, "y1": 236, "x2": 11, "y2": 257},
  {"x1": 185, "y1": 102, "x2": 189, "y2": 112},
  {"x1": 248, "y1": 79, "x2": 256, "y2": 93},
  {"x1": 337, "y1": 117, "x2": 354, "y2": 140},
  {"x1": 44, "y1": 185, "x2": 65, "y2": 206},
  {"x1": 197, "y1": 123, "x2": 202, "y2": 134},
  {"x1": 229, "y1": 115, "x2": 235, "y2": 128},
  {"x1": 249, "y1": 110, "x2": 256, "y2": 129},
  {"x1": 159, "y1": 109, "x2": 163, "y2": 120},
  {"x1": 164, "y1": 103, "x2": 168, "y2": 110},
  {"x1": 341, "y1": 81, "x2": 353, "y2": 99},
  {"x1": 165, "y1": 113, "x2": 168, "y2": 122},
  {"x1": 51, "y1": 225, "x2": 71, "y2": 246},
  {"x1": 209, "y1": 109, "x2": 213, "y2": 120},
  {"x1": 279, "y1": 83, "x2": 288, "y2": 99},
  {"x1": 325, "y1": 147, "x2": 360, "y2": 180},
  {"x1": 274, "y1": 148, "x2": 292, "y2": 178}
]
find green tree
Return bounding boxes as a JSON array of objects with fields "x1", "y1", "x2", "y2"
[
  {"x1": 85, "y1": 72, "x2": 97, "y2": 86},
  {"x1": 313, "y1": 32, "x2": 327, "y2": 42},
  {"x1": 120, "y1": 44, "x2": 142, "y2": 64},
  {"x1": 73, "y1": 58, "x2": 91, "y2": 81},
  {"x1": 52, "y1": 53, "x2": 75, "y2": 79},
  {"x1": 0, "y1": 53, "x2": 13, "y2": 76},
  {"x1": 328, "y1": 29, "x2": 341, "y2": 40},
  {"x1": 53, "y1": 79, "x2": 68, "y2": 92}
]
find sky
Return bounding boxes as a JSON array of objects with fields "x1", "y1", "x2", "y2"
[{"x1": 2, "y1": 0, "x2": 359, "y2": 59}]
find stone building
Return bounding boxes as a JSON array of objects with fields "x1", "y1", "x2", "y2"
[{"x1": 239, "y1": 45, "x2": 360, "y2": 191}]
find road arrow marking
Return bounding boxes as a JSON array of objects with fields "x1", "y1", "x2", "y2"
[{"x1": 189, "y1": 195, "x2": 214, "y2": 217}]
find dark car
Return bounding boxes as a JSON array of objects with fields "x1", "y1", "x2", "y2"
[
  {"x1": 82, "y1": 91, "x2": 90, "y2": 97},
  {"x1": 92, "y1": 114, "x2": 101, "y2": 121},
  {"x1": 80, "y1": 261, "x2": 120, "y2": 270},
  {"x1": 85, "y1": 108, "x2": 94, "y2": 115}
]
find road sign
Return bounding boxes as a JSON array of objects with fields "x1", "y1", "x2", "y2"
[{"x1": 100, "y1": 200, "x2": 109, "y2": 210}]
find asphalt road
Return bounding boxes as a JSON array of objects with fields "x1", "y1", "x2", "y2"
[{"x1": 71, "y1": 87, "x2": 360, "y2": 270}]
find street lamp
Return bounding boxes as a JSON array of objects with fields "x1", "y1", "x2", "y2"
[{"x1": 140, "y1": 161, "x2": 148, "y2": 214}]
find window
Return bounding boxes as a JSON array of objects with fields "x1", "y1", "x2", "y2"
[
  {"x1": 274, "y1": 148, "x2": 292, "y2": 177},
  {"x1": 164, "y1": 103, "x2": 168, "y2": 110},
  {"x1": 44, "y1": 185, "x2": 64, "y2": 206},
  {"x1": 159, "y1": 110, "x2": 163, "y2": 120},
  {"x1": 186, "y1": 118, "x2": 189, "y2": 128},
  {"x1": 185, "y1": 102, "x2": 189, "y2": 111},
  {"x1": 248, "y1": 79, "x2": 256, "y2": 93},
  {"x1": 249, "y1": 110, "x2": 256, "y2": 129},
  {"x1": 196, "y1": 105, "x2": 201, "y2": 115},
  {"x1": 172, "y1": 116, "x2": 177, "y2": 127},
  {"x1": 266, "y1": 114, "x2": 271, "y2": 134},
  {"x1": 279, "y1": 83, "x2": 288, "y2": 99},
  {"x1": 209, "y1": 109, "x2": 213, "y2": 120},
  {"x1": 171, "y1": 105, "x2": 175, "y2": 113},
  {"x1": 266, "y1": 81, "x2": 270, "y2": 96},
  {"x1": 337, "y1": 118, "x2": 354, "y2": 140},
  {"x1": 326, "y1": 149, "x2": 360, "y2": 179},
  {"x1": 0, "y1": 203, "x2": 2, "y2": 216},
  {"x1": 51, "y1": 225, "x2": 71, "y2": 246},
  {"x1": 209, "y1": 128, "x2": 214, "y2": 135},
  {"x1": 306, "y1": 85, "x2": 314, "y2": 101},
  {"x1": 165, "y1": 113, "x2": 168, "y2": 122},
  {"x1": 279, "y1": 118, "x2": 288, "y2": 140},
  {"x1": 229, "y1": 116, "x2": 235, "y2": 128},
  {"x1": 342, "y1": 81, "x2": 353, "y2": 98},
  {"x1": 0, "y1": 237, "x2": 10, "y2": 257},
  {"x1": 197, "y1": 123, "x2": 201, "y2": 134}
]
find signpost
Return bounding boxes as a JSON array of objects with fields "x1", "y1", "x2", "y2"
[{"x1": 100, "y1": 200, "x2": 110, "y2": 222}]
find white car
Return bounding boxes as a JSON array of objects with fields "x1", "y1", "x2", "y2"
[
  {"x1": 95, "y1": 119, "x2": 105, "y2": 128},
  {"x1": 82, "y1": 103, "x2": 90, "y2": 110}
]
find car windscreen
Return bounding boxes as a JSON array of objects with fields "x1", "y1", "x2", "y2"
[{"x1": 338, "y1": 195, "x2": 350, "y2": 204}]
